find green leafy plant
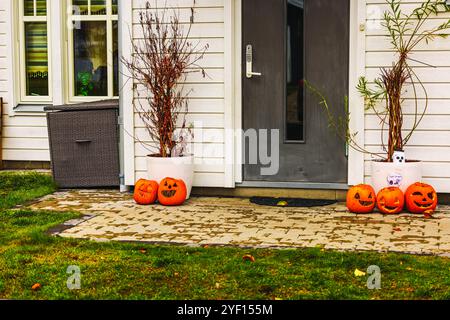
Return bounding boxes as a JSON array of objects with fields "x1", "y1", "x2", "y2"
[
  {"x1": 308, "y1": 0, "x2": 450, "y2": 162},
  {"x1": 76, "y1": 72, "x2": 94, "y2": 96}
]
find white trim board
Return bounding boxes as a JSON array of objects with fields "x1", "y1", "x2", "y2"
[
  {"x1": 233, "y1": 0, "x2": 243, "y2": 184},
  {"x1": 224, "y1": 0, "x2": 235, "y2": 188},
  {"x1": 347, "y1": 0, "x2": 366, "y2": 185},
  {"x1": 6, "y1": 0, "x2": 17, "y2": 116},
  {"x1": 119, "y1": 0, "x2": 135, "y2": 186}
]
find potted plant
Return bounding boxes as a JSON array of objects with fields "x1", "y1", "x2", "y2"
[
  {"x1": 307, "y1": 0, "x2": 450, "y2": 193},
  {"x1": 122, "y1": 2, "x2": 208, "y2": 198}
]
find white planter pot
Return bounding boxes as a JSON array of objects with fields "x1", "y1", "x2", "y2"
[
  {"x1": 371, "y1": 161, "x2": 422, "y2": 194},
  {"x1": 147, "y1": 155, "x2": 194, "y2": 199}
]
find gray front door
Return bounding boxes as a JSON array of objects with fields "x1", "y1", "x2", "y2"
[{"x1": 242, "y1": 0, "x2": 349, "y2": 184}]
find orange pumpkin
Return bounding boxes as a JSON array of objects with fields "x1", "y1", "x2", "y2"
[
  {"x1": 405, "y1": 182, "x2": 437, "y2": 214},
  {"x1": 158, "y1": 177, "x2": 187, "y2": 206},
  {"x1": 376, "y1": 187, "x2": 404, "y2": 214},
  {"x1": 346, "y1": 184, "x2": 376, "y2": 213},
  {"x1": 133, "y1": 179, "x2": 159, "y2": 205}
]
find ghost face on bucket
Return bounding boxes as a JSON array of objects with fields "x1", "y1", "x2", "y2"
[
  {"x1": 387, "y1": 173, "x2": 403, "y2": 187},
  {"x1": 393, "y1": 150, "x2": 405, "y2": 164}
]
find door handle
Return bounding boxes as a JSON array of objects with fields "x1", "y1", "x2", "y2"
[
  {"x1": 246, "y1": 44, "x2": 262, "y2": 78},
  {"x1": 75, "y1": 139, "x2": 92, "y2": 144}
]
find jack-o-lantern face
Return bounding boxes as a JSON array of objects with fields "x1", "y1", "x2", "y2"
[
  {"x1": 405, "y1": 182, "x2": 437, "y2": 214},
  {"x1": 346, "y1": 184, "x2": 376, "y2": 213},
  {"x1": 158, "y1": 177, "x2": 187, "y2": 206},
  {"x1": 376, "y1": 187, "x2": 404, "y2": 214},
  {"x1": 133, "y1": 179, "x2": 159, "y2": 205}
]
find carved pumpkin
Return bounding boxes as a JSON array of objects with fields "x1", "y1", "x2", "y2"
[
  {"x1": 346, "y1": 184, "x2": 376, "y2": 213},
  {"x1": 376, "y1": 187, "x2": 404, "y2": 214},
  {"x1": 158, "y1": 177, "x2": 187, "y2": 206},
  {"x1": 133, "y1": 179, "x2": 159, "y2": 205},
  {"x1": 405, "y1": 182, "x2": 437, "y2": 214}
]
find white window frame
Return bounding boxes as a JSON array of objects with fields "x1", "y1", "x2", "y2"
[
  {"x1": 67, "y1": 0, "x2": 119, "y2": 103},
  {"x1": 17, "y1": 0, "x2": 53, "y2": 103}
]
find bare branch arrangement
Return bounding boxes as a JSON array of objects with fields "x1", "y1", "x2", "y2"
[
  {"x1": 358, "y1": 0, "x2": 450, "y2": 161},
  {"x1": 308, "y1": 0, "x2": 450, "y2": 162},
  {"x1": 122, "y1": 1, "x2": 209, "y2": 158}
]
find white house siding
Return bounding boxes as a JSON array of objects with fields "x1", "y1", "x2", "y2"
[
  {"x1": 364, "y1": 0, "x2": 450, "y2": 192},
  {"x1": 131, "y1": 0, "x2": 230, "y2": 187},
  {"x1": 0, "y1": 1, "x2": 50, "y2": 163}
]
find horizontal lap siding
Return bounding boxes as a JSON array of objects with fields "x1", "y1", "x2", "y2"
[
  {"x1": 364, "y1": 0, "x2": 450, "y2": 192},
  {"x1": 132, "y1": 0, "x2": 226, "y2": 187},
  {"x1": 0, "y1": 2, "x2": 50, "y2": 162}
]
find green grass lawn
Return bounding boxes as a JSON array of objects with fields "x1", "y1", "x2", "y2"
[{"x1": 0, "y1": 172, "x2": 449, "y2": 300}]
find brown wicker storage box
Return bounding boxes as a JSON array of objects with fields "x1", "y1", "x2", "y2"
[{"x1": 45, "y1": 100, "x2": 120, "y2": 188}]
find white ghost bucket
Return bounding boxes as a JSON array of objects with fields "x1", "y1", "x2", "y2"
[{"x1": 371, "y1": 160, "x2": 422, "y2": 193}]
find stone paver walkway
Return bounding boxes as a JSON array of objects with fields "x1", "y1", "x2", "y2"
[{"x1": 28, "y1": 190, "x2": 450, "y2": 256}]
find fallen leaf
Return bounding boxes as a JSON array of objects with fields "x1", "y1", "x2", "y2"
[
  {"x1": 215, "y1": 283, "x2": 220, "y2": 289},
  {"x1": 140, "y1": 249, "x2": 147, "y2": 254},
  {"x1": 277, "y1": 201, "x2": 288, "y2": 207},
  {"x1": 354, "y1": 269, "x2": 366, "y2": 277},
  {"x1": 203, "y1": 244, "x2": 209, "y2": 249},
  {"x1": 31, "y1": 283, "x2": 41, "y2": 291},
  {"x1": 393, "y1": 227, "x2": 401, "y2": 232},
  {"x1": 242, "y1": 254, "x2": 255, "y2": 263},
  {"x1": 274, "y1": 297, "x2": 283, "y2": 300},
  {"x1": 423, "y1": 211, "x2": 433, "y2": 219}
]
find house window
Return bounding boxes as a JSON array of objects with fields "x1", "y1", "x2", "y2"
[
  {"x1": 69, "y1": 0, "x2": 119, "y2": 100},
  {"x1": 19, "y1": 0, "x2": 52, "y2": 102}
]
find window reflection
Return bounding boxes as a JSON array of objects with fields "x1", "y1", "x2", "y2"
[
  {"x1": 112, "y1": 0, "x2": 118, "y2": 15},
  {"x1": 25, "y1": 22, "x2": 49, "y2": 96},
  {"x1": 74, "y1": 21, "x2": 108, "y2": 96},
  {"x1": 24, "y1": 0, "x2": 34, "y2": 16},
  {"x1": 91, "y1": 0, "x2": 106, "y2": 15},
  {"x1": 73, "y1": 0, "x2": 89, "y2": 15},
  {"x1": 36, "y1": 0, "x2": 47, "y2": 16}
]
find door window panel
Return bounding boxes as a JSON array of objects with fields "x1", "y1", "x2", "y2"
[
  {"x1": 286, "y1": 0, "x2": 305, "y2": 141},
  {"x1": 113, "y1": 20, "x2": 119, "y2": 96}
]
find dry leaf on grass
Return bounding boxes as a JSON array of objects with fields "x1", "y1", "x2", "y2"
[
  {"x1": 354, "y1": 269, "x2": 366, "y2": 277},
  {"x1": 31, "y1": 283, "x2": 41, "y2": 291},
  {"x1": 242, "y1": 254, "x2": 256, "y2": 263}
]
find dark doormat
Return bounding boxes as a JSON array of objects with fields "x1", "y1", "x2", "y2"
[{"x1": 250, "y1": 197, "x2": 337, "y2": 207}]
